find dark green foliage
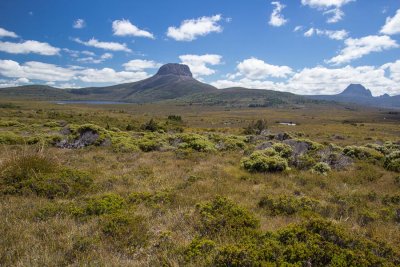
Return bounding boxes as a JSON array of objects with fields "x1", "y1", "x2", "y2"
[
  {"x1": 196, "y1": 196, "x2": 259, "y2": 238},
  {"x1": 343, "y1": 146, "x2": 384, "y2": 160},
  {"x1": 101, "y1": 211, "x2": 149, "y2": 252},
  {"x1": 175, "y1": 133, "x2": 216, "y2": 152},
  {"x1": 243, "y1": 119, "x2": 268, "y2": 135},
  {"x1": 86, "y1": 194, "x2": 125, "y2": 215},
  {"x1": 167, "y1": 115, "x2": 183, "y2": 122},
  {"x1": 258, "y1": 195, "x2": 321, "y2": 215},
  {"x1": 241, "y1": 151, "x2": 288, "y2": 172},
  {"x1": 141, "y1": 118, "x2": 160, "y2": 132},
  {"x1": 129, "y1": 190, "x2": 175, "y2": 207}
]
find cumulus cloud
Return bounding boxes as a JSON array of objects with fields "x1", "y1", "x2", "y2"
[
  {"x1": 74, "y1": 38, "x2": 131, "y2": 52},
  {"x1": 179, "y1": 54, "x2": 222, "y2": 77},
  {"x1": 167, "y1": 14, "x2": 223, "y2": 41},
  {"x1": 123, "y1": 59, "x2": 161, "y2": 71},
  {"x1": 294, "y1": 26, "x2": 304, "y2": 32},
  {"x1": 0, "y1": 27, "x2": 18, "y2": 38},
  {"x1": 112, "y1": 19, "x2": 154, "y2": 39},
  {"x1": 0, "y1": 59, "x2": 154, "y2": 85},
  {"x1": 0, "y1": 78, "x2": 30, "y2": 88},
  {"x1": 76, "y1": 52, "x2": 113, "y2": 64},
  {"x1": 73, "y1": 19, "x2": 86, "y2": 29},
  {"x1": 304, "y1": 28, "x2": 349, "y2": 40},
  {"x1": 327, "y1": 35, "x2": 399, "y2": 65},
  {"x1": 269, "y1": 1, "x2": 288, "y2": 27},
  {"x1": 212, "y1": 63, "x2": 400, "y2": 96},
  {"x1": 380, "y1": 9, "x2": 400, "y2": 35},
  {"x1": 301, "y1": 0, "x2": 354, "y2": 23},
  {"x1": 0, "y1": 40, "x2": 60, "y2": 55},
  {"x1": 236, "y1": 57, "x2": 293, "y2": 79}
]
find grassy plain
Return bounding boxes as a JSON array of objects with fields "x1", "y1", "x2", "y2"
[{"x1": 0, "y1": 99, "x2": 399, "y2": 266}]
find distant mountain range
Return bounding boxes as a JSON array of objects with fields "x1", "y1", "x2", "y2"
[{"x1": 0, "y1": 63, "x2": 399, "y2": 109}]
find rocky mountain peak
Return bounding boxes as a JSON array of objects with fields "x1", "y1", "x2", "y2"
[
  {"x1": 340, "y1": 84, "x2": 372, "y2": 97},
  {"x1": 156, "y1": 63, "x2": 193, "y2": 77}
]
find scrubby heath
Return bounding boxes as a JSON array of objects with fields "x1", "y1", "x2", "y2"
[{"x1": 0, "y1": 100, "x2": 400, "y2": 266}]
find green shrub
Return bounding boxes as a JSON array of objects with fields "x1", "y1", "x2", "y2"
[
  {"x1": 138, "y1": 139, "x2": 161, "y2": 152},
  {"x1": 258, "y1": 195, "x2": 321, "y2": 215},
  {"x1": 175, "y1": 133, "x2": 216, "y2": 152},
  {"x1": 384, "y1": 151, "x2": 400, "y2": 172},
  {"x1": 0, "y1": 131, "x2": 24, "y2": 144},
  {"x1": 241, "y1": 151, "x2": 288, "y2": 173},
  {"x1": 101, "y1": 211, "x2": 149, "y2": 252},
  {"x1": 185, "y1": 237, "x2": 216, "y2": 261},
  {"x1": 86, "y1": 194, "x2": 125, "y2": 215},
  {"x1": 343, "y1": 146, "x2": 384, "y2": 160},
  {"x1": 28, "y1": 168, "x2": 93, "y2": 199},
  {"x1": 312, "y1": 162, "x2": 331, "y2": 175},
  {"x1": 196, "y1": 196, "x2": 259, "y2": 238},
  {"x1": 213, "y1": 244, "x2": 260, "y2": 267},
  {"x1": 129, "y1": 190, "x2": 175, "y2": 207},
  {"x1": 272, "y1": 143, "x2": 293, "y2": 158},
  {"x1": 110, "y1": 134, "x2": 139, "y2": 153},
  {"x1": 0, "y1": 120, "x2": 22, "y2": 127},
  {"x1": 358, "y1": 210, "x2": 379, "y2": 226},
  {"x1": 167, "y1": 115, "x2": 183, "y2": 122}
]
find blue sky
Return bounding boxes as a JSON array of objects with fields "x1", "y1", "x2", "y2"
[{"x1": 0, "y1": 0, "x2": 399, "y2": 95}]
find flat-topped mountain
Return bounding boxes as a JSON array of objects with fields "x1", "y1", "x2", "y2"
[{"x1": 156, "y1": 63, "x2": 193, "y2": 77}]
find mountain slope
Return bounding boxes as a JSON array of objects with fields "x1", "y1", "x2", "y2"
[{"x1": 68, "y1": 63, "x2": 217, "y2": 102}]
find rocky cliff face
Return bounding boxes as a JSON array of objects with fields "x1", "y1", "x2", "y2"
[
  {"x1": 339, "y1": 84, "x2": 373, "y2": 97},
  {"x1": 156, "y1": 63, "x2": 193, "y2": 77}
]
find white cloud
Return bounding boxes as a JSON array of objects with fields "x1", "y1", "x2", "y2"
[
  {"x1": 179, "y1": 54, "x2": 222, "y2": 77},
  {"x1": 304, "y1": 27, "x2": 349, "y2": 40},
  {"x1": 167, "y1": 14, "x2": 223, "y2": 41},
  {"x1": 304, "y1": 28, "x2": 315, "y2": 37},
  {"x1": 0, "y1": 59, "x2": 153, "y2": 85},
  {"x1": 301, "y1": 0, "x2": 354, "y2": 8},
  {"x1": 0, "y1": 60, "x2": 75, "y2": 81},
  {"x1": 327, "y1": 35, "x2": 399, "y2": 65},
  {"x1": 301, "y1": 0, "x2": 354, "y2": 23},
  {"x1": 381, "y1": 60, "x2": 400, "y2": 82},
  {"x1": 123, "y1": 59, "x2": 161, "y2": 71},
  {"x1": 0, "y1": 40, "x2": 60, "y2": 55},
  {"x1": 269, "y1": 1, "x2": 288, "y2": 27},
  {"x1": 74, "y1": 38, "x2": 131, "y2": 52},
  {"x1": 236, "y1": 57, "x2": 293, "y2": 79},
  {"x1": 112, "y1": 19, "x2": 154, "y2": 39},
  {"x1": 294, "y1": 25, "x2": 303, "y2": 32},
  {"x1": 380, "y1": 9, "x2": 400, "y2": 35},
  {"x1": 73, "y1": 19, "x2": 86, "y2": 29},
  {"x1": 212, "y1": 63, "x2": 400, "y2": 96},
  {"x1": 76, "y1": 52, "x2": 113, "y2": 64},
  {"x1": 0, "y1": 27, "x2": 18, "y2": 38},
  {"x1": 0, "y1": 78, "x2": 30, "y2": 88},
  {"x1": 324, "y1": 8, "x2": 344, "y2": 23}
]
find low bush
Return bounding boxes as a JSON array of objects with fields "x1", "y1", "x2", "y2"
[
  {"x1": 312, "y1": 162, "x2": 331, "y2": 175},
  {"x1": 384, "y1": 151, "x2": 400, "y2": 172},
  {"x1": 0, "y1": 131, "x2": 24, "y2": 144},
  {"x1": 241, "y1": 151, "x2": 288, "y2": 173},
  {"x1": 175, "y1": 133, "x2": 216, "y2": 152},
  {"x1": 343, "y1": 145, "x2": 384, "y2": 160},
  {"x1": 101, "y1": 211, "x2": 149, "y2": 252},
  {"x1": 86, "y1": 194, "x2": 125, "y2": 215},
  {"x1": 258, "y1": 195, "x2": 321, "y2": 215},
  {"x1": 195, "y1": 196, "x2": 259, "y2": 238},
  {"x1": 272, "y1": 142, "x2": 293, "y2": 158},
  {"x1": 129, "y1": 190, "x2": 175, "y2": 207}
]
